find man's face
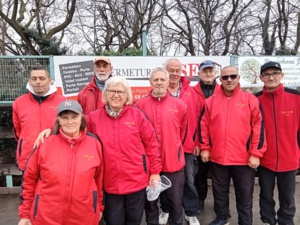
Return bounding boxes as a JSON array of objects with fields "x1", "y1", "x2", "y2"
[
  {"x1": 165, "y1": 60, "x2": 182, "y2": 86},
  {"x1": 260, "y1": 68, "x2": 284, "y2": 92},
  {"x1": 94, "y1": 61, "x2": 113, "y2": 81},
  {"x1": 29, "y1": 70, "x2": 52, "y2": 96},
  {"x1": 220, "y1": 67, "x2": 240, "y2": 96},
  {"x1": 150, "y1": 71, "x2": 169, "y2": 97},
  {"x1": 198, "y1": 67, "x2": 217, "y2": 85}
]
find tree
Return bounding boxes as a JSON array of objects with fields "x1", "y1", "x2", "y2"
[{"x1": 0, "y1": 0, "x2": 76, "y2": 55}]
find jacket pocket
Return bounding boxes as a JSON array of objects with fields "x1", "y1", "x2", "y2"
[
  {"x1": 18, "y1": 139, "x2": 23, "y2": 157},
  {"x1": 93, "y1": 191, "x2": 97, "y2": 213},
  {"x1": 33, "y1": 194, "x2": 39, "y2": 219},
  {"x1": 142, "y1": 154, "x2": 147, "y2": 174}
]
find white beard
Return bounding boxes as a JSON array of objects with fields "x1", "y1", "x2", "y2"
[{"x1": 95, "y1": 72, "x2": 110, "y2": 81}]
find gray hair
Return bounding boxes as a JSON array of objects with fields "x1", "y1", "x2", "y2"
[
  {"x1": 163, "y1": 58, "x2": 182, "y2": 70},
  {"x1": 149, "y1": 67, "x2": 169, "y2": 81},
  {"x1": 102, "y1": 76, "x2": 133, "y2": 104}
]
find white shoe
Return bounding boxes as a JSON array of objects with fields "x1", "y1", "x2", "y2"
[
  {"x1": 159, "y1": 212, "x2": 169, "y2": 225},
  {"x1": 185, "y1": 215, "x2": 200, "y2": 225}
]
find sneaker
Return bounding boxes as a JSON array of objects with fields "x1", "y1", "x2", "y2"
[
  {"x1": 159, "y1": 212, "x2": 169, "y2": 225},
  {"x1": 208, "y1": 217, "x2": 229, "y2": 225},
  {"x1": 185, "y1": 215, "x2": 200, "y2": 225}
]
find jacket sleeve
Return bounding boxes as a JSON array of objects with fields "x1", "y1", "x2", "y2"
[
  {"x1": 19, "y1": 148, "x2": 40, "y2": 219},
  {"x1": 12, "y1": 101, "x2": 21, "y2": 140},
  {"x1": 94, "y1": 142, "x2": 105, "y2": 212},
  {"x1": 139, "y1": 112, "x2": 162, "y2": 175},
  {"x1": 199, "y1": 102, "x2": 211, "y2": 151},
  {"x1": 249, "y1": 96, "x2": 267, "y2": 158}
]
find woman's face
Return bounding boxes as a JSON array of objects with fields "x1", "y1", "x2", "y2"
[
  {"x1": 58, "y1": 111, "x2": 82, "y2": 137},
  {"x1": 105, "y1": 83, "x2": 127, "y2": 112}
]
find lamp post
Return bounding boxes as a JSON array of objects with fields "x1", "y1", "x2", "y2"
[{"x1": 142, "y1": 27, "x2": 147, "y2": 56}]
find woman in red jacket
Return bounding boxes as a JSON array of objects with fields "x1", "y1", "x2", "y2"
[
  {"x1": 35, "y1": 77, "x2": 162, "y2": 225},
  {"x1": 18, "y1": 100, "x2": 104, "y2": 225}
]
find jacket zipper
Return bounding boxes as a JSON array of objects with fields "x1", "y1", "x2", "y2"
[{"x1": 271, "y1": 94, "x2": 279, "y2": 171}]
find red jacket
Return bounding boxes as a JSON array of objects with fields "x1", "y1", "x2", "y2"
[
  {"x1": 135, "y1": 92, "x2": 188, "y2": 172},
  {"x1": 77, "y1": 76, "x2": 106, "y2": 114},
  {"x1": 193, "y1": 81, "x2": 221, "y2": 147},
  {"x1": 179, "y1": 77, "x2": 200, "y2": 153},
  {"x1": 13, "y1": 93, "x2": 66, "y2": 170},
  {"x1": 86, "y1": 105, "x2": 161, "y2": 195},
  {"x1": 255, "y1": 84, "x2": 300, "y2": 171},
  {"x1": 19, "y1": 130, "x2": 104, "y2": 225},
  {"x1": 199, "y1": 85, "x2": 266, "y2": 165}
]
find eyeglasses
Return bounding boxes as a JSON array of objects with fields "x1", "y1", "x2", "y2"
[
  {"x1": 261, "y1": 71, "x2": 281, "y2": 78},
  {"x1": 106, "y1": 89, "x2": 126, "y2": 96},
  {"x1": 220, "y1": 74, "x2": 238, "y2": 80}
]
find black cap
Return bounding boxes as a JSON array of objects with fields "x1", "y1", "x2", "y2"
[{"x1": 260, "y1": 61, "x2": 282, "y2": 75}]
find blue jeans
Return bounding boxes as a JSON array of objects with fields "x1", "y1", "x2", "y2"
[{"x1": 161, "y1": 153, "x2": 199, "y2": 216}]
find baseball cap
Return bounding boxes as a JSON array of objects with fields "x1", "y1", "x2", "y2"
[
  {"x1": 260, "y1": 61, "x2": 282, "y2": 75},
  {"x1": 94, "y1": 56, "x2": 111, "y2": 64},
  {"x1": 57, "y1": 100, "x2": 83, "y2": 115},
  {"x1": 146, "y1": 175, "x2": 172, "y2": 201},
  {"x1": 199, "y1": 60, "x2": 216, "y2": 70}
]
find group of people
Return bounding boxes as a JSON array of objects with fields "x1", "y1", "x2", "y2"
[{"x1": 13, "y1": 56, "x2": 299, "y2": 225}]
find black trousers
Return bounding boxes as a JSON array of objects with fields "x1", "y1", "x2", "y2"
[
  {"x1": 258, "y1": 166, "x2": 297, "y2": 225},
  {"x1": 210, "y1": 162, "x2": 256, "y2": 225},
  {"x1": 145, "y1": 169, "x2": 185, "y2": 225},
  {"x1": 104, "y1": 188, "x2": 146, "y2": 225},
  {"x1": 194, "y1": 157, "x2": 210, "y2": 201}
]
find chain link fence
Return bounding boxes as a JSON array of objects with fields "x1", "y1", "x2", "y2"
[{"x1": 0, "y1": 56, "x2": 51, "y2": 102}]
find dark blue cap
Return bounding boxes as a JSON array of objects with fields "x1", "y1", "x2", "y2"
[
  {"x1": 199, "y1": 60, "x2": 216, "y2": 70},
  {"x1": 260, "y1": 61, "x2": 282, "y2": 74}
]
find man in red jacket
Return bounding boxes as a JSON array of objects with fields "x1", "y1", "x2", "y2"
[
  {"x1": 199, "y1": 66, "x2": 266, "y2": 225},
  {"x1": 135, "y1": 67, "x2": 188, "y2": 225},
  {"x1": 13, "y1": 66, "x2": 66, "y2": 171},
  {"x1": 255, "y1": 61, "x2": 300, "y2": 225},
  {"x1": 158, "y1": 58, "x2": 200, "y2": 225},
  {"x1": 193, "y1": 60, "x2": 221, "y2": 215},
  {"x1": 77, "y1": 56, "x2": 113, "y2": 114}
]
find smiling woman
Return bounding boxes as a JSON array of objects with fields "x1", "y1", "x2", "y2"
[{"x1": 18, "y1": 100, "x2": 104, "y2": 225}]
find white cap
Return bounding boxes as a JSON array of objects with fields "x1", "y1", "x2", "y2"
[{"x1": 146, "y1": 175, "x2": 172, "y2": 201}]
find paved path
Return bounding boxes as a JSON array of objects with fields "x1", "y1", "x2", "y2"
[{"x1": 1, "y1": 181, "x2": 300, "y2": 225}]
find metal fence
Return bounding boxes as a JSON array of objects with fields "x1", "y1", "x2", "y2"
[{"x1": 0, "y1": 56, "x2": 53, "y2": 103}]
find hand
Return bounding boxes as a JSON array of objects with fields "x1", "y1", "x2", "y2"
[
  {"x1": 193, "y1": 146, "x2": 200, "y2": 156},
  {"x1": 34, "y1": 128, "x2": 51, "y2": 148},
  {"x1": 99, "y1": 212, "x2": 102, "y2": 221},
  {"x1": 149, "y1": 174, "x2": 160, "y2": 185},
  {"x1": 18, "y1": 218, "x2": 32, "y2": 225},
  {"x1": 248, "y1": 156, "x2": 260, "y2": 169},
  {"x1": 200, "y1": 150, "x2": 210, "y2": 162}
]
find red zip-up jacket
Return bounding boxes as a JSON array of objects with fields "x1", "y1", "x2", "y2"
[
  {"x1": 255, "y1": 84, "x2": 300, "y2": 172},
  {"x1": 19, "y1": 130, "x2": 104, "y2": 225},
  {"x1": 179, "y1": 77, "x2": 201, "y2": 153},
  {"x1": 86, "y1": 105, "x2": 162, "y2": 195},
  {"x1": 135, "y1": 92, "x2": 188, "y2": 172},
  {"x1": 199, "y1": 85, "x2": 266, "y2": 165},
  {"x1": 77, "y1": 76, "x2": 106, "y2": 114},
  {"x1": 13, "y1": 93, "x2": 66, "y2": 170}
]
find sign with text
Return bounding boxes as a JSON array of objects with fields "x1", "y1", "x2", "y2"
[
  {"x1": 59, "y1": 60, "x2": 94, "y2": 95},
  {"x1": 238, "y1": 56, "x2": 300, "y2": 87},
  {"x1": 53, "y1": 56, "x2": 230, "y2": 100}
]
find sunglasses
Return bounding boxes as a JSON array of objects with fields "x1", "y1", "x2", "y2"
[{"x1": 220, "y1": 74, "x2": 238, "y2": 80}]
